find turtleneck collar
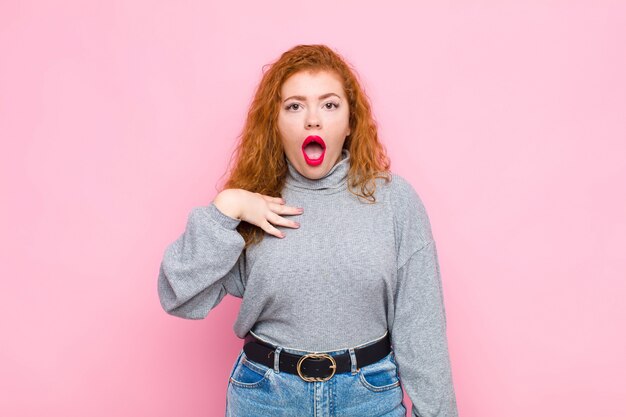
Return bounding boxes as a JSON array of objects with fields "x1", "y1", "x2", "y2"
[{"x1": 285, "y1": 148, "x2": 350, "y2": 193}]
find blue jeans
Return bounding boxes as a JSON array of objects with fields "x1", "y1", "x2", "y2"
[{"x1": 225, "y1": 337, "x2": 407, "y2": 417}]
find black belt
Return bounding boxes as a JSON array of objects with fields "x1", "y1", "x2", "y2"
[{"x1": 243, "y1": 332, "x2": 391, "y2": 382}]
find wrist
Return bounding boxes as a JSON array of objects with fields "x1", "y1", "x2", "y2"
[{"x1": 213, "y1": 189, "x2": 244, "y2": 220}]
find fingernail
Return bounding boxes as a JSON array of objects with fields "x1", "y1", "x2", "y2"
[
  {"x1": 279, "y1": 232, "x2": 286, "y2": 238},
  {"x1": 294, "y1": 222, "x2": 300, "y2": 228}
]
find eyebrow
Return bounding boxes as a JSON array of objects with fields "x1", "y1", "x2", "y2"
[{"x1": 282, "y1": 93, "x2": 341, "y2": 103}]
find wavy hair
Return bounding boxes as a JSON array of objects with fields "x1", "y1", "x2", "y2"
[{"x1": 220, "y1": 44, "x2": 391, "y2": 248}]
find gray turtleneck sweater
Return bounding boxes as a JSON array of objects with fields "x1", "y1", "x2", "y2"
[{"x1": 157, "y1": 149, "x2": 458, "y2": 417}]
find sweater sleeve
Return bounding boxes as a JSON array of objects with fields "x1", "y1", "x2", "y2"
[
  {"x1": 389, "y1": 174, "x2": 458, "y2": 417},
  {"x1": 157, "y1": 202, "x2": 247, "y2": 319},
  {"x1": 392, "y1": 240, "x2": 458, "y2": 417}
]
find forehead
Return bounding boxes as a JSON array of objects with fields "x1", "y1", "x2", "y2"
[{"x1": 280, "y1": 70, "x2": 345, "y2": 97}]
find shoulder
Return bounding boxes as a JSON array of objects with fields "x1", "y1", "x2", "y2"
[
  {"x1": 376, "y1": 172, "x2": 428, "y2": 221},
  {"x1": 387, "y1": 172, "x2": 422, "y2": 204},
  {"x1": 377, "y1": 172, "x2": 434, "y2": 265}
]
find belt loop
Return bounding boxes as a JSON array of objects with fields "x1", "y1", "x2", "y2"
[
  {"x1": 348, "y1": 347, "x2": 358, "y2": 374},
  {"x1": 273, "y1": 346, "x2": 283, "y2": 373}
]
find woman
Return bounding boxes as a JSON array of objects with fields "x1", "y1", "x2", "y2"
[{"x1": 158, "y1": 44, "x2": 458, "y2": 417}]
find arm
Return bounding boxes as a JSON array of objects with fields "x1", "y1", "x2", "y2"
[
  {"x1": 388, "y1": 174, "x2": 458, "y2": 417},
  {"x1": 157, "y1": 202, "x2": 246, "y2": 319},
  {"x1": 392, "y1": 240, "x2": 458, "y2": 417}
]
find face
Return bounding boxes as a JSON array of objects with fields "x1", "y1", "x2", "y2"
[{"x1": 277, "y1": 69, "x2": 351, "y2": 179}]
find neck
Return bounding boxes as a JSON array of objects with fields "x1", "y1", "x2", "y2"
[{"x1": 285, "y1": 149, "x2": 350, "y2": 193}]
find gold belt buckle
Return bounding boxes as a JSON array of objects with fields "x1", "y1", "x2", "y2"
[{"x1": 296, "y1": 352, "x2": 337, "y2": 382}]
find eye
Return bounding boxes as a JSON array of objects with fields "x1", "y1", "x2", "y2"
[
  {"x1": 324, "y1": 102, "x2": 339, "y2": 110},
  {"x1": 285, "y1": 103, "x2": 301, "y2": 111}
]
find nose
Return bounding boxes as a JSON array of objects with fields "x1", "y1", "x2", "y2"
[{"x1": 305, "y1": 112, "x2": 321, "y2": 129}]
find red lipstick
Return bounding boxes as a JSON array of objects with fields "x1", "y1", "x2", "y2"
[{"x1": 302, "y1": 135, "x2": 326, "y2": 166}]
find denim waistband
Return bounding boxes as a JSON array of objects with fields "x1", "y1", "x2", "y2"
[{"x1": 248, "y1": 330, "x2": 389, "y2": 357}]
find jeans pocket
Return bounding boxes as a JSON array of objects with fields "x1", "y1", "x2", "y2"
[
  {"x1": 229, "y1": 351, "x2": 273, "y2": 388},
  {"x1": 358, "y1": 352, "x2": 401, "y2": 392}
]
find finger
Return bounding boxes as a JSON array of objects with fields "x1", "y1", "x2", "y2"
[
  {"x1": 266, "y1": 211, "x2": 300, "y2": 229},
  {"x1": 260, "y1": 219, "x2": 285, "y2": 238},
  {"x1": 268, "y1": 202, "x2": 304, "y2": 216},
  {"x1": 261, "y1": 194, "x2": 285, "y2": 205}
]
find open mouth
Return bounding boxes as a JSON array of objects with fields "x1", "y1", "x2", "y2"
[{"x1": 302, "y1": 135, "x2": 326, "y2": 166}]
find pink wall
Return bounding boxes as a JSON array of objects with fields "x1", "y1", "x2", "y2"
[{"x1": 2, "y1": 1, "x2": 625, "y2": 416}]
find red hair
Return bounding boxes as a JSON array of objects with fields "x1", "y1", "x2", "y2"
[{"x1": 220, "y1": 44, "x2": 391, "y2": 248}]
